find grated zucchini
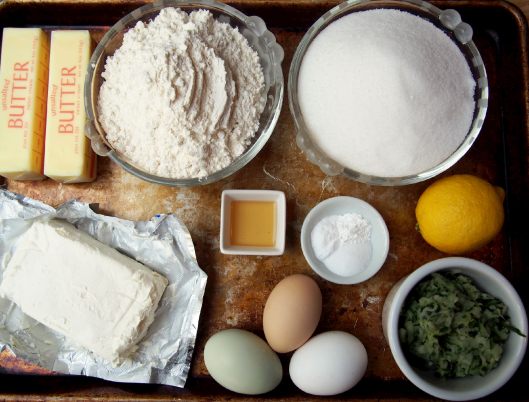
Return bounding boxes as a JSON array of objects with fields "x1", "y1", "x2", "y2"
[{"x1": 399, "y1": 272, "x2": 525, "y2": 378}]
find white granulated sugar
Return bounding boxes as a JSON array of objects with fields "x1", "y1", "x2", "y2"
[
  {"x1": 298, "y1": 9, "x2": 476, "y2": 177},
  {"x1": 98, "y1": 8, "x2": 265, "y2": 178}
]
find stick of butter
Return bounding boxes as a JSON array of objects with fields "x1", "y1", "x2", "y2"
[
  {"x1": 44, "y1": 30, "x2": 96, "y2": 183},
  {"x1": 0, "y1": 28, "x2": 49, "y2": 180},
  {"x1": 0, "y1": 220, "x2": 168, "y2": 365}
]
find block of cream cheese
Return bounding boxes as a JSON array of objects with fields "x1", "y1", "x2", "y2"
[
  {"x1": 0, "y1": 28, "x2": 49, "y2": 180},
  {"x1": 44, "y1": 30, "x2": 96, "y2": 183},
  {"x1": 0, "y1": 220, "x2": 168, "y2": 365}
]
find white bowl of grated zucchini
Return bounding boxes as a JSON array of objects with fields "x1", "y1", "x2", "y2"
[{"x1": 382, "y1": 257, "x2": 528, "y2": 401}]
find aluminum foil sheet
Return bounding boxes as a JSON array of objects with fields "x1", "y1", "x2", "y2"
[{"x1": 0, "y1": 189, "x2": 207, "y2": 387}]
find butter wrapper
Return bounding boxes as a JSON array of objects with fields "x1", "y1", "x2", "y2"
[{"x1": 0, "y1": 189, "x2": 207, "y2": 387}]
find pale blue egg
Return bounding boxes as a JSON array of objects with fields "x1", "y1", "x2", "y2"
[{"x1": 204, "y1": 328, "x2": 283, "y2": 395}]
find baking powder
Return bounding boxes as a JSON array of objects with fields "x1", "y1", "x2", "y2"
[
  {"x1": 98, "y1": 8, "x2": 265, "y2": 178},
  {"x1": 298, "y1": 9, "x2": 476, "y2": 177},
  {"x1": 311, "y1": 213, "x2": 372, "y2": 277}
]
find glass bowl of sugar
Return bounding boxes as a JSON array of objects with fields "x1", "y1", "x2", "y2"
[
  {"x1": 85, "y1": 0, "x2": 284, "y2": 186},
  {"x1": 289, "y1": 0, "x2": 488, "y2": 186}
]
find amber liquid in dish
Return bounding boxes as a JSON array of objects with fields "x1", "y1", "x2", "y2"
[{"x1": 230, "y1": 201, "x2": 276, "y2": 247}]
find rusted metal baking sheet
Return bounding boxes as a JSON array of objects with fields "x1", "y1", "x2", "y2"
[{"x1": 0, "y1": 0, "x2": 528, "y2": 400}]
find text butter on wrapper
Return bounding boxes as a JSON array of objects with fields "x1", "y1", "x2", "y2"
[
  {"x1": 0, "y1": 220, "x2": 168, "y2": 365},
  {"x1": 0, "y1": 28, "x2": 49, "y2": 180},
  {"x1": 44, "y1": 30, "x2": 96, "y2": 183}
]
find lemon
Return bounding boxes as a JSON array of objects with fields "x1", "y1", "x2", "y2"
[{"x1": 415, "y1": 174, "x2": 505, "y2": 254}]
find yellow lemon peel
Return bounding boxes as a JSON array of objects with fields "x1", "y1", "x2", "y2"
[{"x1": 416, "y1": 174, "x2": 505, "y2": 254}]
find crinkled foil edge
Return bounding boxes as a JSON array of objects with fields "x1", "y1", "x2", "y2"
[{"x1": 0, "y1": 189, "x2": 207, "y2": 387}]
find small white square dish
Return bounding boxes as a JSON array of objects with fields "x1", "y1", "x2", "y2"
[{"x1": 220, "y1": 190, "x2": 286, "y2": 255}]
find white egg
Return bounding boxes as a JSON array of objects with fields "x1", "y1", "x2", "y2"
[{"x1": 289, "y1": 331, "x2": 368, "y2": 395}]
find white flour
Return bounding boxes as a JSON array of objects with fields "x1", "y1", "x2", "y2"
[
  {"x1": 98, "y1": 8, "x2": 265, "y2": 178},
  {"x1": 311, "y1": 213, "x2": 372, "y2": 277},
  {"x1": 298, "y1": 9, "x2": 476, "y2": 177}
]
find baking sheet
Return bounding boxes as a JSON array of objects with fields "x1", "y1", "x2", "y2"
[{"x1": 0, "y1": 0, "x2": 528, "y2": 400}]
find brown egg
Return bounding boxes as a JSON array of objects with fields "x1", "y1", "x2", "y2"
[{"x1": 263, "y1": 274, "x2": 322, "y2": 353}]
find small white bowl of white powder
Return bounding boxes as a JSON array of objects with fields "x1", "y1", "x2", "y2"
[
  {"x1": 289, "y1": 0, "x2": 488, "y2": 186},
  {"x1": 301, "y1": 196, "x2": 390, "y2": 285},
  {"x1": 85, "y1": 0, "x2": 284, "y2": 186}
]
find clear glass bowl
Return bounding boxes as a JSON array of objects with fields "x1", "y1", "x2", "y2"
[
  {"x1": 85, "y1": 0, "x2": 284, "y2": 186},
  {"x1": 288, "y1": 0, "x2": 488, "y2": 186}
]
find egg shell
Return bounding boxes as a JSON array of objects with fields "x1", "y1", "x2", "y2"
[
  {"x1": 263, "y1": 274, "x2": 322, "y2": 353},
  {"x1": 289, "y1": 331, "x2": 368, "y2": 396},
  {"x1": 204, "y1": 328, "x2": 283, "y2": 395}
]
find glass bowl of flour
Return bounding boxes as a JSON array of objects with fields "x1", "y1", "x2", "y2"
[
  {"x1": 289, "y1": 0, "x2": 488, "y2": 186},
  {"x1": 85, "y1": 0, "x2": 284, "y2": 186}
]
